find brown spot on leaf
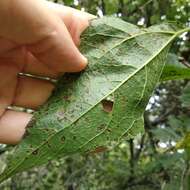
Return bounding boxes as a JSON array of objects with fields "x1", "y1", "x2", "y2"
[
  {"x1": 60, "y1": 136, "x2": 65, "y2": 143},
  {"x1": 63, "y1": 95, "x2": 70, "y2": 101},
  {"x1": 27, "y1": 118, "x2": 36, "y2": 128},
  {"x1": 57, "y1": 110, "x2": 65, "y2": 117},
  {"x1": 57, "y1": 110, "x2": 65, "y2": 121},
  {"x1": 98, "y1": 124, "x2": 106, "y2": 131},
  {"x1": 23, "y1": 130, "x2": 30, "y2": 138},
  {"x1": 106, "y1": 128, "x2": 112, "y2": 133},
  {"x1": 101, "y1": 100, "x2": 114, "y2": 113},
  {"x1": 88, "y1": 146, "x2": 107, "y2": 155},
  {"x1": 32, "y1": 149, "x2": 39, "y2": 155},
  {"x1": 46, "y1": 142, "x2": 52, "y2": 148}
]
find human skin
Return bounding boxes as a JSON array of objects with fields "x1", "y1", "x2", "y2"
[{"x1": 0, "y1": 0, "x2": 95, "y2": 144}]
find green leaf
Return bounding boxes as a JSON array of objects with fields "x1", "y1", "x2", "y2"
[
  {"x1": 180, "y1": 83, "x2": 190, "y2": 107},
  {"x1": 0, "y1": 17, "x2": 189, "y2": 182},
  {"x1": 176, "y1": 133, "x2": 190, "y2": 150},
  {"x1": 105, "y1": 0, "x2": 119, "y2": 15},
  {"x1": 160, "y1": 53, "x2": 190, "y2": 82},
  {"x1": 151, "y1": 127, "x2": 180, "y2": 142}
]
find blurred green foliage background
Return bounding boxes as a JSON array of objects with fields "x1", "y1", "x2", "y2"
[{"x1": 0, "y1": 0, "x2": 190, "y2": 189}]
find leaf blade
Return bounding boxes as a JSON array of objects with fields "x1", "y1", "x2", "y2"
[{"x1": 0, "y1": 17, "x2": 186, "y2": 182}]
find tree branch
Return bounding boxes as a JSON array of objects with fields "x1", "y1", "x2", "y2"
[
  {"x1": 100, "y1": 0, "x2": 106, "y2": 15},
  {"x1": 180, "y1": 159, "x2": 190, "y2": 190},
  {"x1": 135, "y1": 134, "x2": 146, "y2": 161},
  {"x1": 118, "y1": 0, "x2": 125, "y2": 17},
  {"x1": 128, "y1": 139, "x2": 135, "y2": 182},
  {"x1": 144, "y1": 113, "x2": 157, "y2": 155}
]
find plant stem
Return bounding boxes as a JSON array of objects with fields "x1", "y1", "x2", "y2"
[{"x1": 175, "y1": 27, "x2": 190, "y2": 37}]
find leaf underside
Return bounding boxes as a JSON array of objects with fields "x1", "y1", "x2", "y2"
[{"x1": 0, "y1": 17, "x2": 185, "y2": 182}]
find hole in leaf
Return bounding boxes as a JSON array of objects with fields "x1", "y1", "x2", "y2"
[{"x1": 101, "y1": 100, "x2": 114, "y2": 113}]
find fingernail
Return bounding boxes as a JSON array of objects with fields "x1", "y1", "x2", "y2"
[{"x1": 82, "y1": 55, "x2": 88, "y2": 66}]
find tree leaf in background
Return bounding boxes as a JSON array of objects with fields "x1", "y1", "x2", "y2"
[
  {"x1": 151, "y1": 127, "x2": 180, "y2": 142},
  {"x1": 180, "y1": 83, "x2": 190, "y2": 107},
  {"x1": 105, "y1": 0, "x2": 119, "y2": 15},
  {"x1": 176, "y1": 133, "x2": 190, "y2": 151},
  {"x1": 0, "y1": 17, "x2": 188, "y2": 182},
  {"x1": 160, "y1": 53, "x2": 190, "y2": 81}
]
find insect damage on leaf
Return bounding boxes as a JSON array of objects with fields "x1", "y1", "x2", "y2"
[
  {"x1": 101, "y1": 100, "x2": 114, "y2": 113},
  {"x1": 0, "y1": 17, "x2": 189, "y2": 183},
  {"x1": 88, "y1": 146, "x2": 108, "y2": 155}
]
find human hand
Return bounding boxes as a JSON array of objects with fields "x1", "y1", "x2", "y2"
[{"x1": 0, "y1": 0, "x2": 94, "y2": 144}]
